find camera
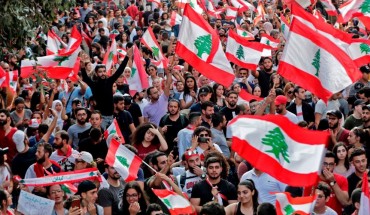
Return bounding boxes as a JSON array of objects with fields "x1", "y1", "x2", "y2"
[{"x1": 198, "y1": 137, "x2": 209, "y2": 143}]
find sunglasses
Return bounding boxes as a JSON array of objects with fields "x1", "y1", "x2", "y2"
[
  {"x1": 199, "y1": 134, "x2": 209, "y2": 137},
  {"x1": 186, "y1": 149, "x2": 198, "y2": 156}
]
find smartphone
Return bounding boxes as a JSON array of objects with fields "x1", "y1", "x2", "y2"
[
  {"x1": 172, "y1": 145, "x2": 179, "y2": 159},
  {"x1": 71, "y1": 196, "x2": 81, "y2": 209},
  {"x1": 198, "y1": 137, "x2": 209, "y2": 143}
]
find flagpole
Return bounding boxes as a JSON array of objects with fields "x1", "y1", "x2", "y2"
[{"x1": 142, "y1": 160, "x2": 158, "y2": 173}]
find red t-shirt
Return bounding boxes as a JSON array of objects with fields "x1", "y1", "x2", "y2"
[
  {"x1": 0, "y1": 127, "x2": 18, "y2": 163},
  {"x1": 134, "y1": 143, "x2": 160, "y2": 160}
]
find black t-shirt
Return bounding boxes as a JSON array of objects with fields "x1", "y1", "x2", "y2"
[
  {"x1": 221, "y1": 106, "x2": 241, "y2": 122},
  {"x1": 159, "y1": 114, "x2": 189, "y2": 153},
  {"x1": 78, "y1": 137, "x2": 108, "y2": 173},
  {"x1": 127, "y1": 103, "x2": 142, "y2": 127},
  {"x1": 113, "y1": 110, "x2": 134, "y2": 144},
  {"x1": 191, "y1": 179, "x2": 237, "y2": 206},
  {"x1": 258, "y1": 70, "x2": 274, "y2": 98},
  {"x1": 347, "y1": 171, "x2": 370, "y2": 197}
]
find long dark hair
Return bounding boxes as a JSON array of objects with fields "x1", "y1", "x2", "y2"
[
  {"x1": 332, "y1": 142, "x2": 350, "y2": 170},
  {"x1": 211, "y1": 83, "x2": 225, "y2": 104},
  {"x1": 239, "y1": 180, "x2": 259, "y2": 214},
  {"x1": 131, "y1": 123, "x2": 160, "y2": 147},
  {"x1": 183, "y1": 76, "x2": 197, "y2": 98},
  {"x1": 121, "y1": 181, "x2": 147, "y2": 214}
]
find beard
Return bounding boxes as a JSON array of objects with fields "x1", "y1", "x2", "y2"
[
  {"x1": 205, "y1": 114, "x2": 212, "y2": 119},
  {"x1": 77, "y1": 119, "x2": 86, "y2": 125},
  {"x1": 169, "y1": 110, "x2": 179, "y2": 116},
  {"x1": 36, "y1": 155, "x2": 46, "y2": 164},
  {"x1": 208, "y1": 173, "x2": 220, "y2": 180},
  {"x1": 329, "y1": 122, "x2": 339, "y2": 129},
  {"x1": 189, "y1": 165, "x2": 201, "y2": 174},
  {"x1": 276, "y1": 108, "x2": 283, "y2": 114},
  {"x1": 54, "y1": 143, "x2": 63, "y2": 149},
  {"x1": 229, "y1": 101, "x2": 236, "y2": 107},
  {"x1": 0, "y1": 119, "x2": 6, "y2": 126}
]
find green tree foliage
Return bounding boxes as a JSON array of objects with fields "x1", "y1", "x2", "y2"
[
  {"x1": 360, "y1": 43, "x2": 370, "y2": 54},
  {"x1": 311, "y1": 49, "x2": 321, "y2": 77},
  {"x1": 194, "y1": 34, "x2": 212, "y2": 58},
  {"x1": 0, "y1": 0, "x2": 75, "y2": 50},
  {"x1": 261, "y1": 127, "x2": 290, "y2": 163},
  {"x1": 236, "y1": 45, "x2": 244, "y2": 60}
]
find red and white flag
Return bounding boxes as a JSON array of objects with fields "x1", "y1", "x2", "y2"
[
  {"x1": 176, "y1": 4, "x2": 235, "y2": 87},
  {"x1": 152, "y1": 189, "x2": 194, "y2": 215},
  {"x1": 313, "y1": 9, "x2": 326, "y2": 22},
  {"x1": 236, "y1": 27, "x2": 255, "y2": 40},
  {"x1": 141, "y1": 27, "x2": 168, "y2": 67},
  {"x1": 229, "y1": 115, "x2": 328, "y2": 186},
  {"x1": 359, "y1": 172, "x2": 370, "y2": 215},
  {"x1": 102, "y1": 39, "x2": 118, "y2": 74},
  {"x1": 230, "y1": 0, "x2": 256, "y2": 12},
  {"x1": 188, "y1": 0, "x2": 204, "y2": 14},
  {"x1": 226, "y1": 30, "x2": 264, "y2": 70},
  {"x1": 280, "y1": 15, "x2": 291, "y2": 39},
  {"x1": 104, "y1": 118, "x2": 124, "y2": 143},
  {"x1": 278, "y1": 18, "x2": 361, "y2": 102},
  {"x1": 238, "y1": 90, "x2": 264, "y2": 102},
  {"x1": 206, "y1": 2, "x2": 225, "y2": 18},
  {"x1": 176, "y1": 0, "x2": 188, "y2": 9},
  {"x1": 338, "y1": 0, "x2": 370, "y2": 23},
  {"x1": 0, "y1": 67, "x2": 6, "y2": 87},
  {"x1": 105, "y1": 139, "x2": 142, "y2": 182},
  {"x1": 275, "y1": 192, "x2": 316, "y2": 215},
  {"x1": 257, "y1": 2, "x2": 266, "y2": 18},
  {"x1": 47, "y1": 30, "x2": 67, "y2": 55},
  {"x1": 7, "y1": 71, "x2": 18, "y2": 93},
  {"x1": 128, "y1": 45, "x2": 149, "y2": 96},
  {"x1": 285, "y1": 0, "x2": 315, "y2": 8},
  {"x1": 66, "y1": 25, "x2": 82, "y2": 53},
  {"x1": 170, "y1": 11, "x2": 183, "y2": 26},
  {"x1": 320, "y1": 0, "x2": 338, "y2": 16},
  {"x1": 117, "y1": 48, "x2": 127, "y2": 60},
  {"x1": 148, "y1": 0, "x2": 161, "y2": 6},
  {"x1": 226, "y1": 7, "x2": 238, "y2": 20},
  {"x1": 260, "y1": 33, "x2": 280, "y2": 49},
  {"x1": 347, "y1": 38, "x2": 370, "y2": 66}
]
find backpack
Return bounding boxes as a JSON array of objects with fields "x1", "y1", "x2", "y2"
[{"x1": 161, "y1": 113, "x2": 187, "y2": 128}]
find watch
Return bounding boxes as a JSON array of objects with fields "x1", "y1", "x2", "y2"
[
  {"x1": 329, "y1": 181, "x2": 336, "y2": 186},
  {"x1": 201, "y1": 174, "x2": 206, "y2": 179}
]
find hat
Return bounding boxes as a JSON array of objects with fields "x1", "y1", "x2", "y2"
[
  {"x1": 12, "y1": 130, "x2": 26, "y2": 153},
  {"x1": 72, "y1": 98, "x2": 82, "y2": 104},
  {"x1": 0, "y1": 147, "x2": 8, "y2": 155},
  {"x1": 363, "y1": 104, "x2": 370, "y2": 111},
  {"x1": 354, "y1": 82, "x2": 365, "y2": 93},
  {"x1": 275, "y1": 95, "x2": 287, "y2": 106},
  {"x1": 326, "y1": 110, "x2": 342, "y2": 119},
  {"x1": 29, "y1": 119, "x2": 41, "y2": 128},
  {"x1": 360, "y1": 65, "x2": 370, "y2": 73},
  {"x1": 184, "y1": 149, "x2": 199, "y2": 161},
  {"x1": 354, "y1": 99, "x2": 365, "y2": 106},
  {"x1": 198, "y1": 87, "x2": 210, "y2": 96},
  {"x1": 76, "y1": 180, "x2": 97, "y2": 195},
  {"x1": 73, "y1": 151, "x2": 94, "y2": 164}
]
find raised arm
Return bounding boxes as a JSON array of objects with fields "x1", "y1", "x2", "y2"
[{"x1": 41, "y1": 109, "x2": 58, "y2": 142}]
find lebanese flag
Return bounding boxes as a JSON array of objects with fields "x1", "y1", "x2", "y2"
[
  {"x1": 226, "y1": 7, "x2": 238, "y2": 20},
  {"x1": 320, "y1": 0, "x2": 338, "y2": 16},
  {"x1": 102, "y1": 39, "x2": 118, "y2": 74},
  {"x1": 338, "y1": 0, "x2": 370, "y2": 23},
  {"x1": 280, "y1": 15, "x2": 291, "y2": 39},
  {"x1": 226, "y1": 30, "x2": 264, "y2": 70},
  {"x1": 260, "y1": 33, "x2": 280, "y2": 49},
  {"x1": 176, "y1": 0, "x2": 188, "y2": 9},
  {"x1": 14, "y1": 168, "x2": 100, "y2": 186},
  {"x1": 228, "y1": 115, "x2": 328, "y2": 186},
  {"x1": 275, "y1": 192, "x2": 316, "y2": 215},
  {"x1": 359, "y1": 172, "x2": 370, "y2": 215},
  {"x1": 236, "y1": 27, "x2": 255, "y2": 40},
  {"x1": 105, "y1": 139, "x2": 142, "y2": 182},
  {"x1": 313, "y1": 9, "x2": 326, "y2": 22},
  {"x1": 47, "y1": 30, "x2": 67, "y2": 55},
  {"x1": 110, "y1": 29, "x2": 120, "y2": 40},
  {"x1": 230, "y1": 0, "x2": 256, "y2": 12},
  {"x1": 81, "y1": 23, "x2": 93, "y2": 47},
  {"x1": 188, "y1": 0, "x2": 204, "y2": 14},
  {"x1": 128, "y1": 45, "x2": 149, "y2": 96},
  {"x1": 278, "y1": 18, "x2": 361, "y2": 103},
  {"x1": 347, "y1": 38, "x2": 370, "y2": 66},
  {"x1": 207, "y1": 2, "x2": 225, "y2": 19},
  {"x1": 257, "y1": 2, "x2": 266, "y2": 18},
  {"x1": 104, "y1": 118, "x2": 124, "y2": 143},
  {"x1": 7, "y1": 71, "x2": 18, "y2": 93},
  {"x1": 176, "y1": 4, "x2": 235, "y2": 87},
  {"x1": 152, "y1": 189, "x2": 194, "y2": 215},
  {"x1": 170, "y1": 11, "x2": 183, "y2": 26},
  {"x1": 141, "y1": 27, "x2": 168, "y2": 67},
  {"x1": 66, "y1": 25, "x2": 82, "y2": 53},
  {"x1": 285, "y1": 0, "x2": 315, "y2": 8},
  {"x1": 0, "y1": 67, "x2": 7, "y2": 87},
  {"x1": 117, "y1": 48, "x2": 127, "y2": 60},
  {"x1": 239, "y1": 90, "x2": 264, "y2": 102}
]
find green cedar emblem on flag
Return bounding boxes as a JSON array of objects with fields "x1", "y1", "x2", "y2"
[
  {"x1": 261, "y1": 127, "x2": 290, "y2": 163},
  {"x1": 89, "y1": 171, "x2": 95, "y2": 176},
  {"x1": 284, "y1": 204, "x2": 295, "y2": 215},
  {"x1": 236, "y1": 45, "x2": 244, "y2": 60},
  {"x1": 131, "y1": 67, "x2": 136, "y2": 77},
  {"x1": 194, "y1": 34, "x2": 212, "y2": 58},
  {"x1": 281, "y1": 24, "x2": 285, "y2": 33},
  {"x1": 163, "y1": 198, "x2": 172, "y2": 209},
  {"x1": 266, "y1": 40, "x2": 271, "y2": 46},
  {"x1": 360, "y1": 0, "x2": 370, "y2": 14},
  {"x1": 61, "y1": 184, "x2": 72, "y2": 194},
  {"x1": 117, "y1": 156, "x2": 129, "y2": 168},
  {"x1": 360, "y1": 43, "x2": 370, "y2": 54},
  {"x1": 151, "y1": 46, "x2": 160, "y2": 58},
  {"x1": 311, "y1": 49, "x2": 321, "y2": 77},
  {"x1": 53, "y1": 56, "x2": 70, "y2": 66},
  {"x1": 108, "y1": 52, "x2": 114, "y2": 61},
  {"x1": 242, "y1": 31, "x2": 247, "y2": 37}
]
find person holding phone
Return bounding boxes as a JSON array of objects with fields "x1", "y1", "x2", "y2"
[{"x1": 189, "y1": 126, "x2": 222, "y2": 161}]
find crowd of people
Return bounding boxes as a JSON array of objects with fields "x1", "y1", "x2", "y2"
[{"x1": 0, "y1": 0, "x2": 370, "y2": 214}]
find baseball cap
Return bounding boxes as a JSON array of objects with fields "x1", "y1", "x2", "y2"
[
  {"x1": 73, "y1": 151, "x2": 94, "y2": 164},
  {"x1": 275, "y1": 95, "x2": 287, "y2": 106},
  {"x1": 184, "y1": 149, "x2": 199, "y2": 161},
  {"x1": 326, "y1": 110, "x2": 342, "y2": 119},
  {"x1": 29, "y1": 119, "x2": 41, "y2": 128},
  {"x1": 198, "y1": 87, "x2": 210, "y2": 96},
  {"x1": 76, "y1": 180, "x2": 97, "y2": 195},
  {"x1": 360, "y1": 65, "x2": 370, "y2": 73},
  {"x1": 12, "y1": 130, "x2": 26, "y2": 153},
  {"x1": 354, "y1": 99, "x2": 365, "y2": 107},
  {"x1": 72, "y1": 98, "x2": 82, "y2": 104}
]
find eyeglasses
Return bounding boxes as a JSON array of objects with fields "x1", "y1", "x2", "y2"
[
  {"x1": 77, "y1": 113, "x2": 87, "y2": 117},
  {"x1": 323, "y1": 162, "x2": 335, "y2": 167},
  {"x1": 199, "y1": 134, "x2": 209, "y2": 137},
  {"x1": 50, "y1": 190, "x2": 63, "y2": 195},
  {"x1": 126, "y1": 193, "x2": 138, "y2": 198}
]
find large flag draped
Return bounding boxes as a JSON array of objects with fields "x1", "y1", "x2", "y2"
[
  {"x1": 228, "y1": 115, "x2": 328, "y2": 187},
  {"x1": 104, "y1": 119, "x2": 124, "y2": 143},
  {"x1": 277, "y1": 18, "x2": 361, "y2": 102},
  {"x1": 152, "y1": 189, "x2": 193, "y2": 215},
  {"x1": 47, "y1": 30, "x2": 68, "y2": 55},
  {"x1": 176, "y1": 4, "x2": 235, "y2": 87},
  {"x1": 226, "y1": 30, "x2": 264, "y2": 70},
  {"x1": 102, "y1": 39, "x2": 118, "y2": 74},
  {"x1": 230, "y1": 0, "x2": 256, "y2": 12},
  {"x1": 105, "y1": 139, "x2": 142, "y2": 182},
  {"x1": 275, "y1": 192, "x2": 316, "y2": 215},
  {"x1": 338, "y1": 0, "x2": 370, "y2": 23},
  {"x1": 359, "y1": 172, "x2": 370, "y2": 215},
  {"x1": 141, "y1": 27, "x2": 168, "y2": 67},
  {"x1": 128, "y1": 45, "x2": 149, "y2": 96}
]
